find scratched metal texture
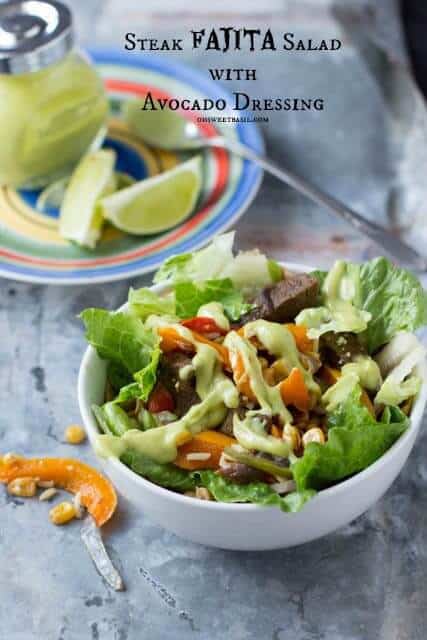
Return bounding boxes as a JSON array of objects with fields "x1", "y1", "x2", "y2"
[{"x1": 1, "y1": 1, "x2": 427, "y2": 639}]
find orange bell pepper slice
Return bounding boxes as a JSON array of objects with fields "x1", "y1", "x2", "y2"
[
  {"x1": 0, "y1": 455, "x2": 117, "y2": 527},
  {"x1": 157, "y1": 327, "x2": 194, "y2": 353},
  {"x1": 192, "y1": 331, "x2": 230, "y2": 368},
  {"x1": 284, "y1": 324, "x2": 314, "y2": 354},
  {"x1": 319, "y1": 365, "x2": 341, "y2": 386},
  {"x1": 279, "y1": 367, "x2": 310, "y2": 412},
  {"x1": 229, "y1": 350, "x2": 256, "y2": 401},
  {"x1": 174, "y1": 430, "x2": 236, "y2": 470},
  {"x1": 157, "y1": 326, "x2": 230, "y2": 367}
]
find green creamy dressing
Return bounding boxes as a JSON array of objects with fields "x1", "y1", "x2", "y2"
[
  {"x1": 295, "y1": 260, "x2": 371, "y2": 339},
  {"x1": 197, "y1": 302, "x2": 230, "y2": 332},
  {"x1": 243, "y1": 320, "x2": 321, "y2": 396},
  {"x1": 96, "y1": 423, "x2": 186, "y2": 464},
  {"x1": 97, "y1": 318, "x2": 238, "y2": 463},
  {"x1": 323, "y1": 260, "x2": 361, "y2": 304},
  {"x1": 322, "y1": 355, "x2": 381, "y2": 411},
  {"x1": 224, "y1": 329, "x2": 292, "y2": 423},
  {"x1": 342, "y1": 356, "x2": 382, "y2": 391},
  {"x1": 322, "y1": 373, "x2": 360, "y2": 412},
  {"x1": 0, "y1": 52, "x2": 108, "y2": 188},
  {"x1": 233, "y1": 413, "x2": 290, "y2": 457}
]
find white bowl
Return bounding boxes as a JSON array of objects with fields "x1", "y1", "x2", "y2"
[{"x1": 78, "y1": 263, "x2": 427, "y2": 550}]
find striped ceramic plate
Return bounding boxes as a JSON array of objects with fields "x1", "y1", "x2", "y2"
[{"x1": 0, "y1": 49, "x2": 263, "y2": 285}]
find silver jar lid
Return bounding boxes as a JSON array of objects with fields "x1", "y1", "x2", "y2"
[{"x1": 0, "y1": 0, "x2": 73, "y2": 74}]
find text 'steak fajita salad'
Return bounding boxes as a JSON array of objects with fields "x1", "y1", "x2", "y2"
[{"x1": 82, "y1": 233, "x2": 427, "y2": 512}]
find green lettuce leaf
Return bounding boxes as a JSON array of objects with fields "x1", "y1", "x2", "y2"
[
  {"x1": 268, "y1": 259, "x2": 284, "y2": 283},
  {"x1": 107, "y1": 361, "x2": 132, "y2": 391},
  {"x1": 310, "y1": 269, "x2": 327, "y2": 288},
  {"x1": 81, "y1": 309, "x2": 158, "y2": 373},
  {"x1": 111, "y1": 382, "x2": 141, "y2": 404},
  {"x1": 301, "y1": 259, "x2": 427, "y2": 352},
  {"x1": 121, "y1": 449, "x2": 196, "y2": 491},
  {"x1": 174, "y1": 278, "x2": 252, "y2": 321},
  {"x1": 129, "y1": 278, "x2": 252, "y2": 322},
  {"x1": 154, "y1": 233, "x2": 235, "y2": 284},
  {"x1": 133, "y1": 346, "x2": 161, "y2": 401},
  {"x1": 154, "y1": 232, "x2": 276, "y2": 292},
  {"x1": 358, "y1": 257, "x2": 427, "y2": 352},
  {"x1": 108, "y1": 347, "x2": 160, "y2": 405},
  {"x1": 292, "y1": 386, "x2": 408, "y2": 491},
  {"x1": 81, "y1": 308, "x2": 161, "y2": 402},
  {"x1": 153, "y1": 252, "x2": 194, "y2": 284},
  {"x1": 194, "y1": 470, "x2": 315, "y2": 512},
  {"x1": 128, "y1": 287, "x2": 175, "y2": 320}
]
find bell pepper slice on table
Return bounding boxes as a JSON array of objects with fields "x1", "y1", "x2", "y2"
[{"x1": 0, "y1": 455, "x2": 117, "y2": 527}]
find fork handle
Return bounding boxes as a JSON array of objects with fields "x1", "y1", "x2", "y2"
[{"x1": 211, "y1": 136, "x2": 426, "y2": 271}]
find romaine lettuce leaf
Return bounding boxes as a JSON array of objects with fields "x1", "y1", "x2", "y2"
[
  {"x1": 128, "y1": 287, "x2": 175, "y2": 320},
  {"x1": 107, "y1": 361, "x2": 132, "y2": 392},
  {"x1": 268, "y1": 259, "x2": 284, "y2": 283},
  {"x1": 81, "y1": 308, "x2": 158, "y2": 373},
  {"x1": 111, "y1": 347, "x2": 161, "y2": 405},
  {"x1": 133, "y1": 346, "x2": 161, "y2": 401},
  {"x1": 194, "y1": 470, "x2": 315, "y2": 512},
  {"x1": 174, "y1": 278, "x2": 252, "y2": 320},
  {"x1": 310, "y1": 269, "x2": 327, "y2": 290},
  {"x1": 111, "y1": 382, "x2": 141, "y2": 404},
  {"x1": 358, "y1": 257, "x2": 427, "y2": 352},
  {"x1": 153, "y1": 232, "x2": 277, "y2": 291},
  {"x1": 121, "y1": 449, "x2": 196, "y2": 491},
  {"x1": 129, "y1": 278, "x2": 251, "y2": 322},
  {"x1": 81, "y1": 308, "x2": 161, "y2": 402},
  {"x1": 154, "y1": 233, "x2": 235, "y2": 284},
  {"x1": 292, "y1": 386, "x2": 408, "y2": 491},
  {"x1": 299, "y1": 258, "x2": 427, "y2": 352}
]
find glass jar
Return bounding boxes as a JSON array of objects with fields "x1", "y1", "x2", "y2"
[{"x1": 0, "y1": 1, "x2": 108, "y2": 188}]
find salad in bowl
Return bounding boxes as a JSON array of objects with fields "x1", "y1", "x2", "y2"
[{"x1": 80, "y1": 233, "x2": 427, "y2": 516}]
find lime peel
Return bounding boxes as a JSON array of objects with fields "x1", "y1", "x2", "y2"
[{"x1": 59, "y1": 149, "x2": 117, "y2": 249}]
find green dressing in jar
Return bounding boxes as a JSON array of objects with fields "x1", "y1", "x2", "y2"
[{"x1": 0, "y1": 1, "x2": 108, "y2": 188}]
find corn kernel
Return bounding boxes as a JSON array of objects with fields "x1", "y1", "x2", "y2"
[
  {"x1": 302, "y1": 427, "x2": 325, "y2": 447},
  {"x1": 49, "y1": 501, "x2": 76, "y2": 525},
  {"x1": 195, "y1": 487, "x2": 212, "y2": 501},
  {"x1": 7, "y1": 476, "x2": 37, "y2": 497},
  {"x1": 262, "y1": 367, "x2": 276, "y2": 386},
  {"x1": 282, "y1": 424, "x2": 301, "y2": 452},
  {"x1": 64, "y1": 425, "x2": 86, "y2": 445}
]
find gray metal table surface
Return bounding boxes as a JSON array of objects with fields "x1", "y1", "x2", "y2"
[{"x1": 1, "y1": 2, "x2": 427, "y2": 639}]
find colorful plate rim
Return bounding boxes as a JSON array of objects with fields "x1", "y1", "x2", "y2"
[{"x1": 0, "y1": 48, "x2": 264, "y2": 285}]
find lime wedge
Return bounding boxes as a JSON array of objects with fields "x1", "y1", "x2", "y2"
[
  {"x1": 59, "y1": 149, "x2": 116, "y2": 249},
  {"x1": 99, "y1": 156, "x2": 202, "y2": 235}
]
